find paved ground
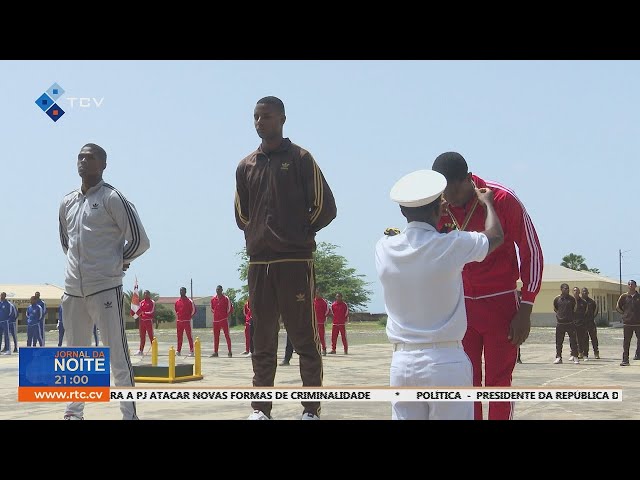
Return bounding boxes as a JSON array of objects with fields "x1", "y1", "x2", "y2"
[{"x1": 1, "y1": 325, "x2": 637, "y2": 420}]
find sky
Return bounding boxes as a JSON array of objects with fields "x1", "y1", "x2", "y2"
[{"x1": 2, "y1": 60, "x2": 639, "y2": 312}]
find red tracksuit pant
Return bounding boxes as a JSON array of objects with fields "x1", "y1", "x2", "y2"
[
  {"x1": 213, "y1": 319, "x2": 231, "y2": 353},
  {"x1": 139, "y1": 319, "x2": 154, "y2": 351},
  {"x1": 331, "y1": 324, "x2": 348, "y2": 353},
  {"x1": 463, "y1": 291, "x2": 519, "y2": 420},
  {"x1": 177, "y1": 320, "x2": 194, "y2": 353},
  {"x1": 318, "y1": 323, "x2": 326, "y2": 351}
]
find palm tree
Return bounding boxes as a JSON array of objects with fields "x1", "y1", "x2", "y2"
[{"x1": 561, "y1": 253, "x2": 600, "y2": 274}]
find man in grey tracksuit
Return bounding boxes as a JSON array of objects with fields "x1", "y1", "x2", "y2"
[{"x1": 58, "y1": 143, "x2": 150, "y2": 420}]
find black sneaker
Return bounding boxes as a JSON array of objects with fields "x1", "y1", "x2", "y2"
[
  {"x1": 634, "y1": 354, "x2": 640, "y2": 360},
  {"x1": 228, "y1": 352, "x2": 232, "y2": 357},
  {"x1": 594, "y1": 352, "x2": 600, "y2": 359},
  {"x1": 620, "y1": 360, "x2": 630, "y2": 366},
  {"x1": 210, "y1": 352, "x2": 218, "y2": 358}
]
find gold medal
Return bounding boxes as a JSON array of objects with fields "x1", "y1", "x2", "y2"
[{"x1": 446, "y1": 199, "x2": 479, "y2": 231}]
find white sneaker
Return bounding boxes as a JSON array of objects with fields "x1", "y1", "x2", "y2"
[
  {"x1": 247, "y1": 410, "x2": 271, "y2": 420},
  {"x1": 63, "y1": 414, "x2": 84, "y2": 420},
  {"x1": 1, "y1": 350, "x2": 11, "y2": 355},
  {"x1": 569, "y1": 356, "x2": 576, "y2": 362},
  {"x1": 573, "y1": 357, "x2": 580, "y2": 364},
  {"x1": 134, "y1": 350, "x2": 143, "y2": 356},
  {"x1": 188, "y1": 351, "x2": 195, "y2": 357},
  {"x1": 553, "y1": 357, "x2": 562, "y2": 364},
  {"x1": 301, "y1": 412, "x2": 320, "y2": 420}
]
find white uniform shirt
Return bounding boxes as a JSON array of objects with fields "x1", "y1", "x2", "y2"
[{"x1": 375, "y1": 221, "x2": 489, "y2": 344}]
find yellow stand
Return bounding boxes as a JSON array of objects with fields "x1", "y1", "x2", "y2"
[{"x1": 134, "y1": 337, "x2": 204, "y2": 383}]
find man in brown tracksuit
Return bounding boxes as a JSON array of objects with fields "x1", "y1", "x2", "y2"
[
  {"x1": 572, "y1": 287, "x2": 588, "y2": 360},
  {"x1": 235, "y1": 96, "x2": 337, "y2": 420},
  {"x1": 581, "y1": 287, "x2": 600, "y2": 359},
  {"x1": 616, "y1": 280, "x2": 640, "y2": 366},
  {"x1": 553, "y1": 283, "x2": 579, "y2": 364}
]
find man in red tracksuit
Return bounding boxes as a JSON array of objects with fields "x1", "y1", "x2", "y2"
[
  {"x1": 329, "y1": 292, "x2": 349, "y2": 355},
  {"x1": 136, "y1": 290, "x2": 155, "y2": 356},
  {"x1": 210, "y1": 285, "x2": 233, "y2": 357},
  {"x1": 433, "y1": 152, "x2": 544, "y2": 421},
  {"x1": 243, "y1": 298, "x2": 253, "y2": 355},
  {"x1": 174, "y1": 286, "x2": 196, "y2": 357},
  {"x1": 314, "y1": 286, "x2": 331, "y2": 356}
]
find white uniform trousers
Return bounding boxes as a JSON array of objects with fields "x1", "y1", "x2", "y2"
[{"x1": 390, "y1": 344, "x2": 473, "y2": 420}]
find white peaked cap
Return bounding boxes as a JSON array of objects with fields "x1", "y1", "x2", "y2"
[{"x1": 390, "y1": 169, "x2": 447, "y2": 208}]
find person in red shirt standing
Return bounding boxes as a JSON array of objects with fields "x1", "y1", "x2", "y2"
[
  {"x1": 135, "y1": 290, "x2": 155, "y2": 356},
  {"x1": 329, "y1": 292, "x2": 349, "y2": 355},
  {"x1": 174, "y1": 286, "x2": 196, "y2": 357},
  {"x1": 242, "y1": 297, "x2": 253, "y2": 356},
  {"x1": 314, "y1": 286, "x2": 331, "y2": 356},
  {"x1": 433, "y1": 152, "x2": 543, "y2": 421},
  {"x1": 210, "y1": 285, "x2": 233, "y2": 357}
]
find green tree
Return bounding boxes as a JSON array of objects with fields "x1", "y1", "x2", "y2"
[
  {"x1": 561, "y1": 253, "x2": 600, "y2": 274},
  {"x1": 236, "y1": 242, "x2": 372, "y2": 311},
  {"x1": 224, "y1": 287, "x2": 246, "y2": 327}
]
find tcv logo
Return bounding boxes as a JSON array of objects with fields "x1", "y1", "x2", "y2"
[{"x1": 35, "y1": 83, "x2": 105, "y2": 123}]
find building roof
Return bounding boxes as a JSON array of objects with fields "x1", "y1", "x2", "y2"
[
  {"x1": 0, "y1": 283, "x2": 65, "y2": 300},
  {"x1": 537, "y1": 264, "x2": 620, "y2": 285},
  {"x1": 157, "y1": 296, "x2": 208, "y2": 305}
]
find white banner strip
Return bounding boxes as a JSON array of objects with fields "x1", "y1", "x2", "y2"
[{"x1": 110, "y1": 388, "x2": 622, "y2": 402}]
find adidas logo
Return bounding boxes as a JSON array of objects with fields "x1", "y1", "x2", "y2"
[
  {"x1": 91, "y1": 203, "x2": 99, "y2": 209},
  {"x1": 104, "y1": 301, "x2": 112, "y2": 309},
  {"x1": 280, "y1": 162, "x2": 290, "y2": 171},
  {"x1": 296, "y1": 293, "x2": 305, "y2": 302}
]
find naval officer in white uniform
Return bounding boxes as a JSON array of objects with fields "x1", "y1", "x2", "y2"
[{"x1": 375, "y1": 169, "x2": 504, "y2": 420}]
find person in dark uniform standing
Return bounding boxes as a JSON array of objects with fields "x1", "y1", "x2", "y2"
[
  {"x1": 553, "y1": 283, "x2": 579, "y2": 364},
  {"x1": 280, "y1": 335, "x2": 294, "y2": 366},
  {"x1": 235, "y1": 96, "x2": 337, "y2": 420},
  {"x1": 616, "y1": 280, "x2": 640, "y2": 366},
  {"x1": 572, "y1": 287, "x2": 588, "y2": 360},
  {"x1": 581, "y1": 287, "x2": 599, "y2": 359}
]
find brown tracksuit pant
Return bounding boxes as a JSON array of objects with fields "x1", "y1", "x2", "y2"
[{"x1": 248, "y1": 259, "x2": 322, "y2": 417}]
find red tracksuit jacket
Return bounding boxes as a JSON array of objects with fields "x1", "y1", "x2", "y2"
[
  {"x1": 314, "y1": 297, "x2": 331, "y2": 324},
  {"x1": 331, "y1": 301, "x2": 349, "y2": 325},
  {"x1": 138, "y1": 299, "x2": 155, "y2": 320},
  {"x1": 175, "y1": 297, "x2": 196, "y2": 321},
  {"x1": 437, "y1": 174, "x2": 544, "y2": 304},
  {"x1": 211, "y1": 295, "x2": 233, "y2": 322}
]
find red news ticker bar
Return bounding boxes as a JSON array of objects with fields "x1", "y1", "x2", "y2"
[{"x1": 18, "y1": 387, "x2": 110, "y2": 402}]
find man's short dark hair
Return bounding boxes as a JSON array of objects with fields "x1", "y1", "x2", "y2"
[
  {"x1": 256, "y1": 96, "x2": 285, "y2": 114},
  {"x1": 217, "y1": 285, "x2": 223, "y2": 290},
  {"x1": 399, "y1": 195, "x2": 441, "y2": 218},
  {"x1": 432, "y1": 152, "x2": 468, "y2": 182},
  {"x1": 82, "y1": 143, "x2": 107, "y2": 162}
]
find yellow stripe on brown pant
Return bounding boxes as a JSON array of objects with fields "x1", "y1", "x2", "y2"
[{"x1": 248, "y1": 259, "x2": 322, "y2": 417}]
